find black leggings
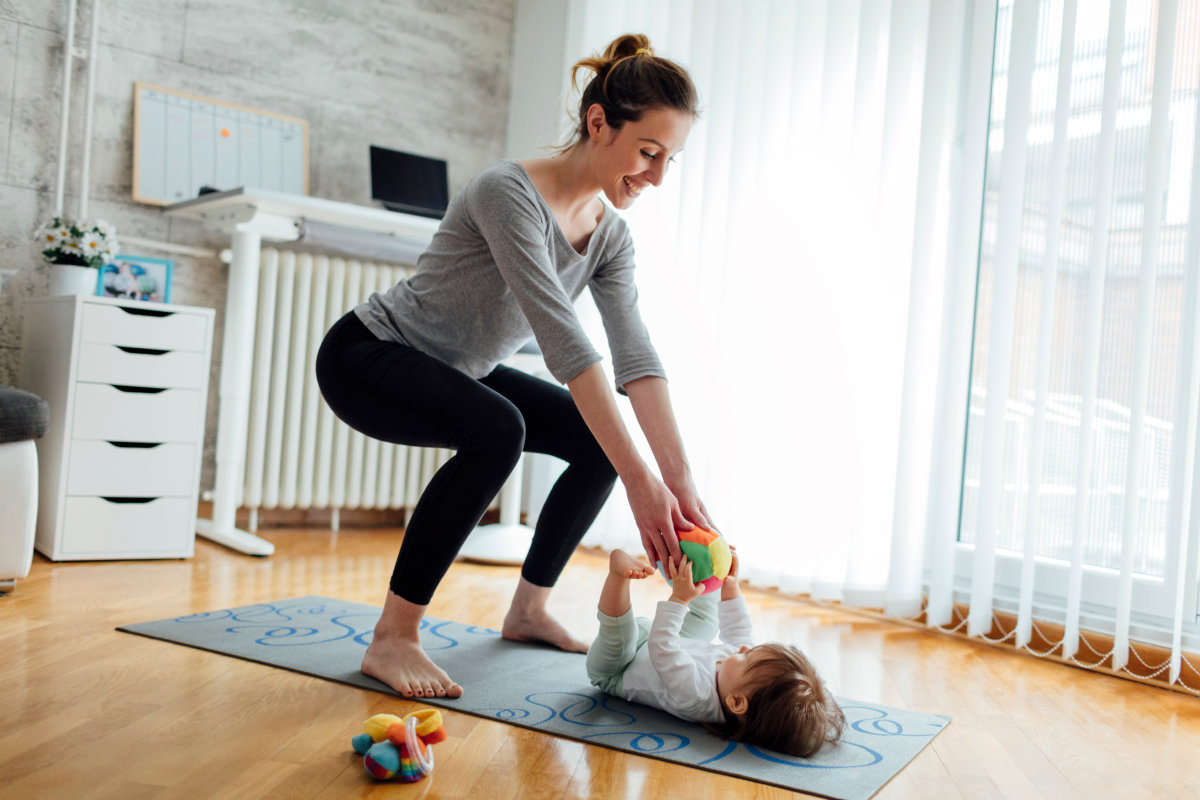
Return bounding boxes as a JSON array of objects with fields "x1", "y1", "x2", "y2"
[{"x1": 315, "y1": 312, "x2": 617, "y2": 605}]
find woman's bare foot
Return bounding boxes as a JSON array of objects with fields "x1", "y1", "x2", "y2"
[
  {"x1": 609, "y1": 548, "x2": 655, "y2": 580},
  {"x1": 502, "y1": 577, "x2": 589, "y2": 653},
  {"x1": 362, "y1": 635, "x2": 463, "y2": 698},
  {"x1": 361, "y1": 590, "x2": 462, "y2": 698},
  {"x1": 502, "y1": 608, "x2": 590, "y2": 652}
]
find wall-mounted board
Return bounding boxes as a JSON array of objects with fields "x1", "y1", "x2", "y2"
[{"x1": 133, "y1": 82, "x2": 308, "y2": 206}]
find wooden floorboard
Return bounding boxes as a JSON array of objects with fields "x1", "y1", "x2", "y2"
[{"x1": 3, "y1": 527, "x2": 1200, "y2": 799}]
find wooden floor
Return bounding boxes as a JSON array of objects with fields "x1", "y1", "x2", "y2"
[{"x1": 3, "y1": 528, "x2": 1200, "y2": 799}]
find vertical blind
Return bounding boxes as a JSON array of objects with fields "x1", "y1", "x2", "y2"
[{"x1": 957, "y1": 0, "x2": 1200, "y2": 685}]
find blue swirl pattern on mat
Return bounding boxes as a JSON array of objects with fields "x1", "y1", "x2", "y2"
[
  {"x1": 174, "y1": 601, "x2": 504, "y2": 649},
  {"x1": 466, "y1": 684, "x2": 940, "y2": 773},
  {"x1": 842, "y1": 704, "x2": 947, "y2": 738},
  {"x1": 693, "y1": 707, "x2": 947, "y2": 771},
  {"x1": 584, "y1": 731, "x2": 690, "y2": 753},
  {"x1": 176, "y1": 600, "x2": 368, "y2": 647},
  {"x1": 476, "y1": 692, "x2": 638, "y2": 728}
]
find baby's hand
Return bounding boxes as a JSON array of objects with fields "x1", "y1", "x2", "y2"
[
  {"x1": 721, "y1": 548, "x2": 742, "y2": 601},
  {"x1": 667, "y1": 556, "x2": 703, "y2": 605}
]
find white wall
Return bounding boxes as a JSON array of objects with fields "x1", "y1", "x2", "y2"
[{"x1": 504, "y1": 0, "x2": 571, "y2": 158}]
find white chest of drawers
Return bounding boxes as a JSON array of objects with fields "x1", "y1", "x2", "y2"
[{"x1": 19, "y1": 295, "x2": 214, "y2": 560}]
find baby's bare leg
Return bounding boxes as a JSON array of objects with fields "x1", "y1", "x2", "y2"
[{"x1": 597, "y1": 549, "x2": 655, "y2": 618}]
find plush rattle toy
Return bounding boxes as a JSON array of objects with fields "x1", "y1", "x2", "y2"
[
  {"x1": 351, "y1": 709, "x2": 447, "y2": 782},
  {"x1": 656, "y1": 526, "x2": 732, "y2": 595}
]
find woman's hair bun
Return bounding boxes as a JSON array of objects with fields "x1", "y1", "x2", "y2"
[{"x1": 559, "y1": 33, "x2": 697, "y2": 151}]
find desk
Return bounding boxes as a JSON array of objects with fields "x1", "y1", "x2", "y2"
[{"x1": 165, "y1": 188, "x2": 439, "y2": 555}]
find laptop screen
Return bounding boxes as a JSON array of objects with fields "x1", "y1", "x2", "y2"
[{"x1": 369, "y1": 145, "x2": 449, "y2": 219}]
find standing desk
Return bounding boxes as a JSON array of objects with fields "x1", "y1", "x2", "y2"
[{"x1": 164, "y1": 188, "x2": 439, "y2": 555}]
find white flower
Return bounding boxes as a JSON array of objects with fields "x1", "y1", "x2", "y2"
[
  {"x1": 38, "y1": 216, "x2": 118, "y2": 265},
  {"x1": 79, "y1": 232, "x2": 103, "y2": 253},
  {"x1": 41, "y1": 225, "x2": 69, "y2": 245}
]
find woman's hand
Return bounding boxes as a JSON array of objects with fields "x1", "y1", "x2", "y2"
[
  {"x1": 663, "y1": 470, "x2": 713, "y2": 533},
  {"x1": 624, "y1": 467, "x2": 686, "y2": 567},
  {"x1": 564, "y1": 370, "x2": 716, "y2": 567},
  {"x1": 624, "y1": 465, "x2": 720, "y2": 571},
  {"x1": 623, "y1": 376, "x2": 716, "y2": 533}
]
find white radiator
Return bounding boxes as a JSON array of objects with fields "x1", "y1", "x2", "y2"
[{"x1": 241, "y1": 248, "x2": 455, "y2": 531}]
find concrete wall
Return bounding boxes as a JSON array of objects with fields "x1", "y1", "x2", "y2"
[{"x1": 0, "y1": 0, "x2": 516, "y2": 490}]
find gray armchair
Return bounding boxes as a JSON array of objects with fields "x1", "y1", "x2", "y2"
[{"x1": 0, "y1": 384, "x2": 49, "y2": 592}]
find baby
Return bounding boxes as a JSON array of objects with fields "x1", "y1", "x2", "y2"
[{"x1": 586, "y1": 548, "x2": 844, "y2": 757}]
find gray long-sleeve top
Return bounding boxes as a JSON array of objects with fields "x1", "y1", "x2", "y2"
[{"x1": 354, "y1": 160, "x2": 665, "y2": 390}]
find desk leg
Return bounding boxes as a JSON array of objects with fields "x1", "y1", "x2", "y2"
[
  {"x1": 458, "y1": 454, "x2": 533, "y2": 566},
  {"x1": 197, "y1": 228, "x2": 276, "y2": 556}
]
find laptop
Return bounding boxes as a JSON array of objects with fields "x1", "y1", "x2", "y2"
[{"x1": 369, "y1": 145, "x2": 449, "y2": 219}]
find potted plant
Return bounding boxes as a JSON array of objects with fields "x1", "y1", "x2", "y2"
[{"x1": 38, "y1": 217, "x2": 119, "y2": 296}]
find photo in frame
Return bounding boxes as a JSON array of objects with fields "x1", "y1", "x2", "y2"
[{"x1": 96, "y1": 254, "x2": 173, "y2": 303}]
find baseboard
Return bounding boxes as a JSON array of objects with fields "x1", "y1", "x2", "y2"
[
  {"x1": 195, "y1": 503, "x2": 504, "y2": 531},
  {"x1": 809, "y1": 596, "x2": 1200, "y2": 695}
]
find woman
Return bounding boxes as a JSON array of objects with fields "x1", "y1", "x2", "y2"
[{"x1": 316, "y1": 33, "x2": 711, "y2": 699}]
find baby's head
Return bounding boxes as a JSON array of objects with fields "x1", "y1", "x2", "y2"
[{"x1": 709, "y1": 642, "x2": 844, "y2": 758}]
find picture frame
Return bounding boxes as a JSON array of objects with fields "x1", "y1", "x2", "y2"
[{"x1": 96, "y1": 254, "x2": 173, "y2": 303}]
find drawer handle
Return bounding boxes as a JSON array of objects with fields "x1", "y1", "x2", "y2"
[
  {"x1": 117, "y1": 307, "x2": 172, "y2": 318},
  {"x1": 111, "y1": 385, "x2": 167, "y2": 394},
  {"x1": 107, "y1": 441, "x2": 164, "y2": 449},
  {"x1": 100, "y1": 497, "x2": 157, "y2": 504},
  {"x1": 116, "y1": 346, "x2": 169, "y2": 356}
]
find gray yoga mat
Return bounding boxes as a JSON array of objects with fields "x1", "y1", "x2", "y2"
[{"x1": 119, "y1": 595, "x2": 948, "y2": 799}]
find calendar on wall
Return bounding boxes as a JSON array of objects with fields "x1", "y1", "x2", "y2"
[{"x1": 132, "y1": 82, "x2": 309, "y2": 206}]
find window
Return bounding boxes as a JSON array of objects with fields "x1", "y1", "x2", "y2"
[{"x1": 959, "y1": 0, "x2": 1200, "y2": 626}]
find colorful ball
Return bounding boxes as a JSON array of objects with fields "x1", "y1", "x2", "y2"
[
  {"x1": 364, "y1": 741, "x2": 401, "y2": 779},
  {"x1": 656, "y1": 527, "x2": 732, "y2": 595}
]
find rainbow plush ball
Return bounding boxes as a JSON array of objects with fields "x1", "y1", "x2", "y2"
[{"x1": 657, "y1": 527, "x2": 732, "y2": 595}]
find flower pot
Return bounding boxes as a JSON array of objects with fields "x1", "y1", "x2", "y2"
[{"x1": 48, "y1": 264, "x2": 97, "y2": 297}]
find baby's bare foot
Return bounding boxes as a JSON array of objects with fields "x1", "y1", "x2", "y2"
[
  {"x1": 361, "y1": 635, "x2": 463, "y2": 699},
  {"x1": 610, "y1": 549, "x2": 656, "y2": 580}
]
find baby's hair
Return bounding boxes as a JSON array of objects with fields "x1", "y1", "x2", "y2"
[
  {"x1": 707, "y1": 643, "x2": 845, "y2": 758},
  {"x1": 558, "y1": 33, "x2": 699, "y2": 152}
]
